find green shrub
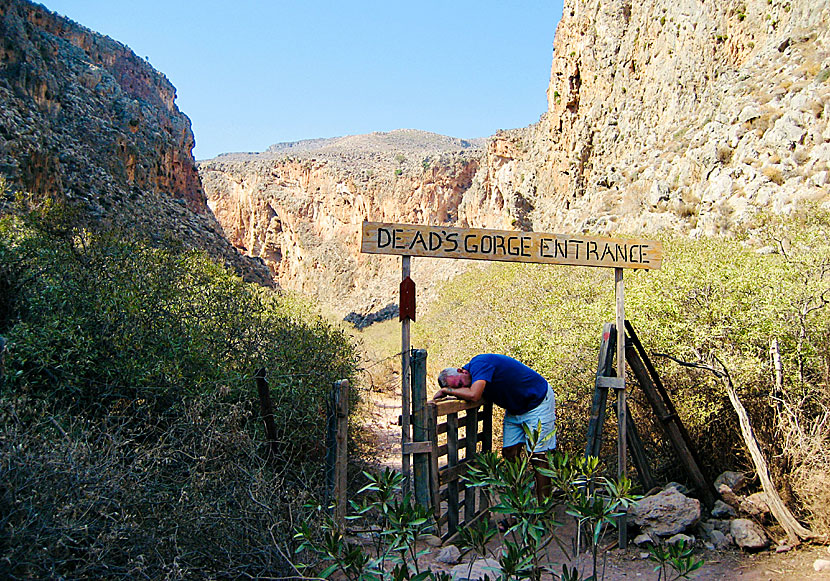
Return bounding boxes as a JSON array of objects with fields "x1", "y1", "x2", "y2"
[{"x1": 0, "y1": 194, "x2": 360, "y2": 577}]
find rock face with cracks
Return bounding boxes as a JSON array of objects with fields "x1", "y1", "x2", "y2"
[{"x1": 0, "y1": 0, "x2": 271, "y2": 286}]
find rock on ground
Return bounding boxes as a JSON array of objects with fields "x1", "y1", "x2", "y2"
[
  {"x1": 730, "y1": 518, "x2": 770, "y2": 550},
  {"x1": 628, "y1": 487, "x2": 701, "y2": 537}
]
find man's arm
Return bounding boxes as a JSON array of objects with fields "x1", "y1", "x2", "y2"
[{"x1": 432, "y1": 380, "x2": 486, "y2": 403}]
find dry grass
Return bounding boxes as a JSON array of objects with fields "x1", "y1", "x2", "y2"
[
  {"x1": 0, "y1": 395, "x2": 321, "y2": 579},
  {"x1": 778, "y1": 397, "x2": 830, "y2": 536}
]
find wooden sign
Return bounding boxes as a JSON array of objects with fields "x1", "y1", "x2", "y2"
[
  {"x1": 362, "y1": 222, "x2": 662, "y2": 270},
  {"x1": 400, "y1": 276, "x2": 416, "y2": 321}
]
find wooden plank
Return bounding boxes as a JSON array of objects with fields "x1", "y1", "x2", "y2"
[
  {"x1": 585, "y1": 323, "x2": 615, "y2": 459},
  {"x1": 597, "y1": 376, "x2": 625, "y2": 389},
  {"x1": 427, "y1": 403, "x2": 442, "y2": 530},
  {"x1": 446, "y1": 413, "x2": 459, "y2": 535},
  {"x1": 624, "y1": 321, "x2": 717, "y2": 507},
  {"x1": 482, "y1": 403, "x2": 493, "y2": 454},
  {"x1": 437, "y1": 431, "x2": 485, "y2": 457},
  {"x1": 480, "y1": 403, "x2": 493, "y2": 511},
  {"x1": 626, "y1": 341, "x2": 716, "y2": 507},
  {"x1": 434, "y1": 398, "x2": 486, "y2": 416},
  {"x1": 362, "y1": 222, "x2": 662, "y2": 270},
  {"x1": 439, "y1": 458, "x2": 474, "y2": 485},
  {"x1": 464, "y1": 408, "x2": 479, "y2": 524},
  {"x1": 403, "y1": 441, "x2": 432, "y2": 454},
  {"x1": 625, "y1": 402, "x2": 657, "y2": 491}
]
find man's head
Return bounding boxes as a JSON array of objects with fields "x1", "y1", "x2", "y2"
[{"x1": 437, "y1": 367, "x2": 471, "y2": 389}]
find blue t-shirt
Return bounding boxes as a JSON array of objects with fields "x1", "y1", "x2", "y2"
[{"x1": 464, "y1": 354, "x2": 548, "y2": 415}]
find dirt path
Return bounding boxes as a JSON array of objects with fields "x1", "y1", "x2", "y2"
[{"x1": 359, "y1": 389, "x2": 830, "y2": 580}]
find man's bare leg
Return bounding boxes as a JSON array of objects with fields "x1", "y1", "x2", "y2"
[
  {"x1": 531, "y1": 452, "x2": 552, "y2": 503},
  {"x1": 502, "y1": 443, "x2": 524, "y2": 463}
]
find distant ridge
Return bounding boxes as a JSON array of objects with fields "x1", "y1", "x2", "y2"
[{"x1": 212, "y1": 129, "x2": 485, "y2": 161}]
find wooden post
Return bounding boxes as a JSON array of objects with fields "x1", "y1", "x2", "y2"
[
  {"x1": 586, "y1": 323, "x2": 616, "y2": 459},
  {"x1": 255, "y1": 368, "x2": 279, "y2": 457},
  {"x1": 326, "y1": 379, "x2": 350, "y2": 526},
  {"x1": 626, "y1": 324, "x2": 717, "y2": 507},
  {"x1": 615, "y1": 268, "x2": 628, "y2": 548},
  {"x1": 401, "y1": 255, "x2": 412, "y2": 491},
  {"x1": 410, "y1": 348, "x2": 430, "y2": 509}
]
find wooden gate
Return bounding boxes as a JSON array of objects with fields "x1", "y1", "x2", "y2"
[
  {"x1": 426, "y1": 399, "x2": 492, "y2": 541},
  {"x1": 409, "y1": 349, "x2": 493, "y2": 541}
]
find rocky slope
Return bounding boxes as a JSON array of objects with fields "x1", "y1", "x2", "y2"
[
  {"x1": 204, "y1": 0, "x2": 830, "y2": 320},
  {"x1": 0, "y1": 0, "x2": 271, "y2": 285}
]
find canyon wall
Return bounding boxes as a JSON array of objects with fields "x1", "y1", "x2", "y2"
[
  {"x1": 202, "y1": 0, "x2": 829, "y2": 319},
  {"x1": 484, "y1": 0, "x2": 830, "y2": 237},
  {"x1": 0, "y1": 0, "x2": 271, "y2": 285},
  {"x1": 199, "y1": 131, "x2": 483, "y2": 318}
]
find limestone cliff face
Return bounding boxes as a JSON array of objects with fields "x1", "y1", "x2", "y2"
[
  {"x1": 0, "y1": 0, "x2": 271, "y2": 285},
  {"x1": 480, "y1": 0, "x2": 830, "y2": 237},
  {"x1": 199, "y1": 131, "x2": 482, "y2": 314}
]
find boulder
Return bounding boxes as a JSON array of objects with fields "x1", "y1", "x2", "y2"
[
  {"x1": 717, "y1": 483, "x2": 742, "y2": 507},
  {"x1": 437, "y1": 545, "x2": 462, "y2": 565},
  {"x1": 633, "y1": 533, "x2": 655, "y2": 547},
  {"x1": 741, "y1": 492, "x2": 771, "y2": 521},
  {"x1": 714, "y1": 471, "x2": 748, "y2": 492},
  {"x1": 451, "y1": 558, "x2": 501, "y2": 581},
  {"x1": 666, "y1": 533, "x2": 695, "y2": 546},
  {"x1": 813, "y1": 559, "x2": 830, "y2": 572},
  {"x1": 730, "y1": 518, "x2": 769, "y2": 550},
  {"x1": 628, "y1": 487, "x2": 701, "y2": 537},
  {"x1": 711, "y1": 499, "x2": 737, "y2": 518},
  {"x1": 706, "y1": 528, "x2": 733, "y2": 550}
]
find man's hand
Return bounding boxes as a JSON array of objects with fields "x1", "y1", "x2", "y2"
[{"x1": 432, "y1": 388, "x2": 449, "y2": 401}]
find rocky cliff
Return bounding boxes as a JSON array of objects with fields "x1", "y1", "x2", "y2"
[
  {"x1": 0, "y1": 0, "x2": 271, "y2": 285},
  {"x1": 202, "y1": 0, "x2": 829, "y2": 319},
  {"x1": 199, "y1": 130, "x2": 483, "y2": 317},
  {"x1": 485, "y1": 0, "x2": 830, "y2": 237}
]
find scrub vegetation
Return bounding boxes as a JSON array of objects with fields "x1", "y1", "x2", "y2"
[
  {"x1": 0, "y1": 194, "x2": 359, "y2": 579},
  {"x1": 415, "y1": 204, "x2": 830, "y2": 537}
]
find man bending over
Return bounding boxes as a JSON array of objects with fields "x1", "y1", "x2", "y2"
[{"x1": 433, "y1": 353, "x2": 556, "y2": 502}]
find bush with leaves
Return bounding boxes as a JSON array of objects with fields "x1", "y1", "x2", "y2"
[
  {"x1": 461, "y1": 426, "x2": 638, "y2": 581},
  {"x1": 295, "y1": 469, "x2": 450, "y2": 581},
  {"x1": 295, "y1": 446, "x2": 639, "y2": 581},
  {"x1": 0, "y1": 195, "x2": 360, "y2": 578}
]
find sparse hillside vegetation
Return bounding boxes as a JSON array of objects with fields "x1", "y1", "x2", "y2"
[
  {"x1": 415, "y1": 205, "x2": 830, "y2": 536},
  {"x1": 0, "y1": 195, "x2": 359, "y2": 579}
]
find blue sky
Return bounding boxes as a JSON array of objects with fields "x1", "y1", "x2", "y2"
[{"x1": 42, "y1": 1, "x2": 563, "y2": 160}]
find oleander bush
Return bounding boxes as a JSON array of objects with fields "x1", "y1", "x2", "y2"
[
  {"x1": 416, "y1": 204, "x2": 830, "y2": 534},
  {"x1": 0, "y1": 194, "x2": 359, "y2": 578}
]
